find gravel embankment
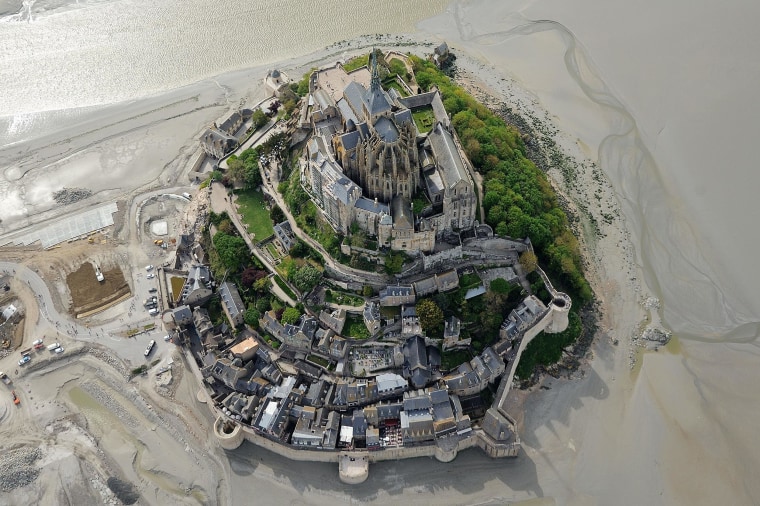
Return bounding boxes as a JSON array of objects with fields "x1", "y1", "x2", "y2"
[{"x1": 0, "y1": 447, "x2": 41, "y2": 492}]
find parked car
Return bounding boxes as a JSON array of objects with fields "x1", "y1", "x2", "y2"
[
  {"x1": 32, "y1": 338, "x2": 43, "y2": 346},
  {"x1": 47, "y1": 342, "x2": 61, "y2": 351},
  {"x1": 145, "y1": 265, "x2": 154, "y2": 271},
  {"x1": 144, "y1": 340, "x2": 155, "y2": 356},
  {"x1": 148, "y1": 288, "x2": 157, "y2": 293},
  {"x1": 163, "y1": 334, "x2": 171, "y2": 342},
  {"x1": 148, "y1": 308, "x2": 159, "y2": 316},
  {"x1": 146, "y1": 273, "x2": 155, "y2": 279},
  {"x1": 54, "y1": 347, "x2": 64, "y2": 354},
  {"x1": 18, "y1": 355, "x2": 30, "y2": 366}
]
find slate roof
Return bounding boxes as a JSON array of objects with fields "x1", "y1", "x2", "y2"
[
  {"x1": 428, "y1": 122, "x2": 468, "y2": 189},
  {"x1": 313, "y1": 88, "x2": 335, "y2": 111},
  {"x1": 333, "y1": 177, "x2": 360, "y2": 205},
  {"x1": 374, "y1": 116, "x2": 399, "y2": 142},
  {"x1": 336, "y1": 98, "x2": 359, "y2": 126},
  {"x1": 403, "y1": 394, "x2": 432, "y2": 412},
  {"x1": 394, "y1": 109, "x2": 413, "y2": 126},
  {"x1": 219, "y1": 282, "x2": 245, "y2": 322},
  {"x1": 336, "y1": 129, "x2": 361, "y2": 150},
  {"x1": 391, "y1": 196, "x2": 414, "y2": 230},
  {"x1": 355, "y1": 196, "x2": 389, "y2": 215},
  {"x1": 403, "y1": 335, "x2": 430, "y2": 389},
  {"x1": 343, "y1": 81, "x2": 368, "y2": 119},
  {"x1": 364, "y1": 83, "x2": 392, "y2": 118}
]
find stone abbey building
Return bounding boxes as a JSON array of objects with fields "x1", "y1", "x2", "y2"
[{"x1": 301, "y1": 51, "x2": 477, "y2": 253}]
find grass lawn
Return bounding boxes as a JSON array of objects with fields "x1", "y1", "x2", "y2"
[
  {"x1": 412, "y1": 106, "x2": 435, "y2": 134},
  {"x1": 383, "y1": 78, "x2": 409, "y2": 97},
  {"x1": 380, "y1": 305, "x2": 400, "y2": 319},
  {"x1": 326, "y1": 290, "x2": 364, "y2": 307},
  {"x1": 235, "y1": 189, "x2": 274, "y2": 240},
  {"x1": 343, "y1": 55, "x2": 369, "y2": 72},
  {"x1": 345, "y1": 314, "x2": 370, "y2": 339},
  {"x1": 265, "y1": 242, "x2": 281, "y2": 259},
  {"x1": 307, "y1": 354, "x2": 329, "y2": 368},
  {"x1": 273, "y1": 275, "x2": 296, "y2": 300}
]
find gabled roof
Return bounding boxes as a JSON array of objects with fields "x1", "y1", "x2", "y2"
[
  {"x1": 333, "y1": 177, "x2": 360, "y2": 205},
  {"x1": 343, "y1": 81, "x2": 368, "y2": 119},
  {"x1": 364, "y1": 79, "x2": 392, "y2": 118},
  {"x1": 374, "y1": 116, "x2": 399, "y2": 142},
  {"x1": 428, "y1": 122, "x2": 468, "y2": 189},
  {"x1": 336, "y1": 98, "x2": 359, "y2": 126},
  {"x1": 355, "y1": 197, "x2": 389, "y2": 215},
  {"x1": 391, "y1": 196, "x2": 413, "y2": 230},
  {"x1": 336, "y1": 129, "x2": 361, "y2": 151}
]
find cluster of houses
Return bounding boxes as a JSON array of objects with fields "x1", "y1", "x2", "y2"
[
  {"x1": 167, "y1": 258, "x2": 557, "y2": 454},
  {"x1": 201, "y1": 333, "x2": 476, "y2": 450}
]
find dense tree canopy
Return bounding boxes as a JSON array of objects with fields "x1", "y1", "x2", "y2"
[
  {"x1": 416, "y1": 299, "x2": 444, "y2": 336},
  {"x1": 244, "y1": 306, "x2": 261, "y2": 328},
  {"x1": 212, "y1": 231, "x2": 247, "y2": 270},
  {"x1": 289, "y1": 264, "x2": 321, "y2": 293},
  {"x1": 410, "y1": 55, "x2": 592, "y2": 304},
  {"x1": 281, "y1": 307, "x2": 301, "y2": 325}
]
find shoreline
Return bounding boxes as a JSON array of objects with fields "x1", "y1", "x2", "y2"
[{"x1": 0, "y1": 31, "x2": 683, "y2": 506}]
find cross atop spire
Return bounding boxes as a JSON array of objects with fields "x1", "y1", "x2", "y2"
[{"x1": 370, "y1": 48, "x2": 381, "y2": 92}]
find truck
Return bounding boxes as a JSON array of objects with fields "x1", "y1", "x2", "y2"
[{"x1": 0, "y1": 372, "x2": 11, "y2": 385}]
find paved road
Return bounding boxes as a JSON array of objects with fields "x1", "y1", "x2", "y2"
[{"x1": 0, "y1": 262, "x2": 172, "y2": 367}]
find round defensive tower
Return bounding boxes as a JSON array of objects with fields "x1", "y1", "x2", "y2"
[
  {"x1": 434, "y1": 445, "x2": 458, "y2": 463},
  {"x1": 214, "y1": 416, "x2": 244, "y2": 450},
  {"x1": 545, "y1": 292, "x2": 571, "y2": 334}
]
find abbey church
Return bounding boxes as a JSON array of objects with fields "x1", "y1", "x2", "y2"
[{"x1": 301, "y1": 51, "x2": 477, "y2": 253}]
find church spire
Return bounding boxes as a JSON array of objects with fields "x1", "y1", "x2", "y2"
[{"x1": 370, "y1": 48, "x2": 381, "y2": 92}]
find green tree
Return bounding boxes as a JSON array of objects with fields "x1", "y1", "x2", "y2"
[
  {"x1": 281, "y1": 307, "x2": 301, "y2": 325},
  {"x1": 212, "y1": 232, "x2": 247, "y2": 270},
  {"x1": 350, "y1": 229, "x2": 368, "y2": 248},
  {"x1": 416, "y1": 298, "x2": 444, "y2": 336},
  {"x1": 251, "y1": 109, "x2": 268, "y2": 130},
  {"x1": 270, "y1": 205, "x2": 285, "y2": 224},
  {"x1": 362, "y1": 285, "x2": 373, "y2": 297},
  {"x1": 255, "y1": 296, "x2": 271, "y2": 313},
  {"x1": 384, "y1": 251, "x2": 405, "y2": 275},
  {"x1": 289, "y1": 239, "x2": 309, "y2": 258},
  {"x1": 290, "y1": 265, "x2": 321, "y2": 293},
  {"x1": 226, "y1": 156, "x2": 245, "y2": 186},
  {"x1": 253, "y1": 277, "x2": 270, "y2": 293},
  {"x1": 519, "y1": 250, "x2": 538, "y2": 274},
  {"x1": 490, "y1": 278, "x2": 513, "y2": 294},
  {"x1": 244, "y1": 307, "x2": 261, "y2": 328},
  {"x1": 217, "y1": 219, "x2": 235, "y2": 235}
]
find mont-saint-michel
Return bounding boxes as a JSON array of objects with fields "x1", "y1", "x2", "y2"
[
  {"x1": 3, "y1": 0, "x2": 759, "y2": 504},
  {"x1": 0, "y1": 41, "x2": 587, "y2": 498},
  {"x1": 202, "y1": 50, "x2": 574, "y2": 483}
]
